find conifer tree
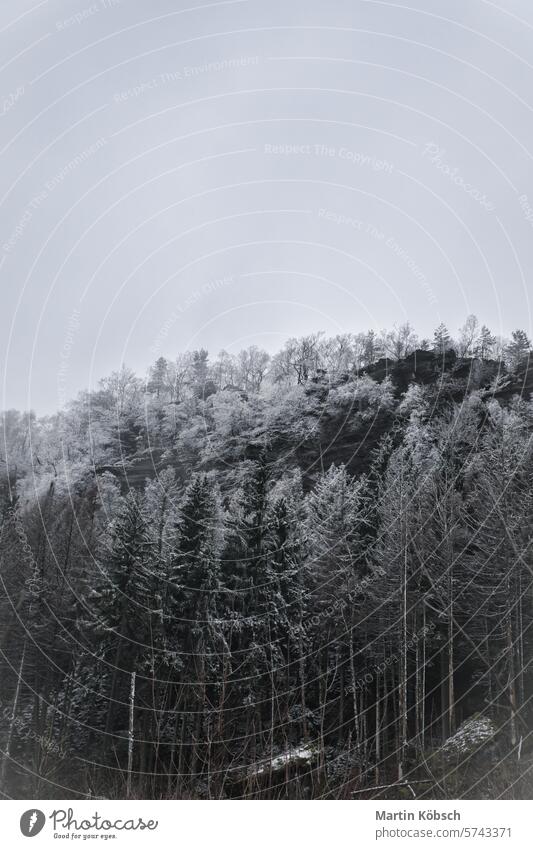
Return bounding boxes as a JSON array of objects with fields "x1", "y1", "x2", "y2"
[
  {"x1": 505, "y1": 329, "x2": 531, "y2": 372},
  {"x1": 477, "y1": 325, "x2": 496, "y2": 360},
  {"x1": 433, "y1": 323, "x2": 452, "y2": 357},
  {"x1": 87, "y1": 492, "x2": 157, "y2": 745}
]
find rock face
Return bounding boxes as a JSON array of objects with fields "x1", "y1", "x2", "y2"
[
  {"x1": 361, "y1": 350, "x2": 533, "y2": 400},
  {"x1": 440, "y1": 717, "x2": 497, "y2": 761}
]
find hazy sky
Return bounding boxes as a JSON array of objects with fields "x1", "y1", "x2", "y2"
[{"x1": 1, "y1": 0, "x2": 533, "y2": 414}]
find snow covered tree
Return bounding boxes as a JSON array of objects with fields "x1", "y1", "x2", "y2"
[
  {"x1": 380, "y1": 322, "x2": 419, "y2": 360},
  {"x1": 191, "y1": 349, "x2": 217, "y2": 399},
  {"x1": 363, "y1": 329, "x2": 382, "y2": 365},
  {"x1": 3, "y1": 325, "x2": 532, "y2": 799},
  {"x1": 271, "y1": 334, "x2": 324, "y2": 385},
  {"x1": 457, "y1": 314, "x2": 479, "y2": 358},
  {"x1": 167, "y1": 473, "x2": 227, "y2": 785},
  {"x1": 86, "y1": 492, "x2": 158, "y2": 740},
  {"x1": 477, "y1": 324, "x2": 496, "y2": 360},
  {"x1": 433, "y1": 322, "x2": 453, "y2": 357},
  {"x1": 235, "y1": 346, "x2": 271, "y2": 392},
  {"x1": 505, "y1": 329, "x2": 531, "y2": 372},
  {"x1": 147, "y1": 357, "x2": 170, "y2": 398}
]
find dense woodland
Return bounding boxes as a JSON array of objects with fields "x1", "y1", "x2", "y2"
[{"x1": 1, "y1": 316, "x2": 533, "y2": 799}]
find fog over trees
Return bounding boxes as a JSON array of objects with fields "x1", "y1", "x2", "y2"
[{"x1": 0, "y1": 317, "x2": 532, "y2": 799}]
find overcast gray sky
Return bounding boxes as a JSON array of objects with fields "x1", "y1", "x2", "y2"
[{"x1": 1, "y1": 0, "x2": 533, "y2": 414}]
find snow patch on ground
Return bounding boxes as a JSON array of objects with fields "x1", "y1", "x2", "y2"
[
  {"x1": 252, "y1": 744, "x2": 317, "y2": 775},
  {"x1": 441, "y1": 717, "x2": 496, "y2": 758}
]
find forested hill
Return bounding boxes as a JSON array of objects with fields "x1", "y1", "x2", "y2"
[{"x1": 1, "y1": 321, "x2": 532, "y2": 800}]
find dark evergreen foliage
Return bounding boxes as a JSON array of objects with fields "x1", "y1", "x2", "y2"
[{"x1": 1, "y1": 322, "x2": 532, "y2": 799}]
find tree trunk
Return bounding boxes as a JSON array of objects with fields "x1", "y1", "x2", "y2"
[
  {"x1": 447, "y1": 566, "x2": 455, "y2": 735},
  {"x1": 0, "y1": 642, "x2": 26, "y2": 791},
  {"x1": 507, "y1": 590, "x2": 517, "y2": 747},
  {"x1": 375, "y1": 670, "x2": 380, "y2": 785},
  {"x1": 126, "y1": 671, "x2": 136, "y2": 798},
  {"x1": 398, "y1": 548, "x2": 408, "y2": 780}
]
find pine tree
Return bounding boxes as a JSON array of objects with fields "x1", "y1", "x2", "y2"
[
  {"x1": 433, "y1": 323, "x2": 452, "y2": 357},
  {"x1": 505, "y1": 329, "x2": 531, "y2": 372},
  {"x1": 477, "y1": 325, "x2": 496, "y2": 360},
  {"x1": 363, "y1": 330, "x2": 380, "y2": 365},
  {"x1": 87, "y1": 492, "x2": 157, "y2": 744},
  {"x1": 4, "y1": 328, "x2": 533, "y2": 799},
  {"x1": 463, "y1": 403, "x2": 533, "y2": 749},
  {"x1": 168, "y1": 473, "x2": 226, "y2": 788},
  {"x1": 148, "y1": 357, "x2": 169, "y2": 398},
  {"x1": 371, "y1": 445, "x2": 417, "y2": 778},
  {"x1": 305, "y1": 464, "x2": 365, "y2": 586},
  {"x1": 191, "y1": 349, "x2": 216, "y2": 399}
]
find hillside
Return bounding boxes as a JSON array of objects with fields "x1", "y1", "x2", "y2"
[{"x1": 0, "y1": 327, "x2": 532, "y2": 800}]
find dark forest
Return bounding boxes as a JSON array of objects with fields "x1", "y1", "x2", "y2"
[{"x1": 1, "y1": 318, "x2": 532, "y2": 799}]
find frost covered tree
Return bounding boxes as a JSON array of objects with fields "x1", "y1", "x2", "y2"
[
  {"x1": 433, "y1": 322, "x2": 453, "y2": 357},
  {"x1": 505, "y1": 329, "x2": 531, "y2": 372},
  {"x1": 457, "y1": 314, "x2": 479, "y2": 358},
  {"x1": 1, "y1": 322, "x2": 532, "y2": 799},
  {"x1": 380, "y1": 322, "x2": 419, "y2": 360},
  {"x1": 477, "y1": 324, "x2": 496, "y2": 360}
]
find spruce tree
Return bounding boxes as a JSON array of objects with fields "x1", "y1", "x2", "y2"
[
  {"x1": 505, "y1": 329, "x2": 531, "y2": 372},
  {"x1": 433, "y1": 322, "x2": 452, "y2": 357}
]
